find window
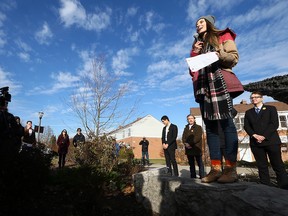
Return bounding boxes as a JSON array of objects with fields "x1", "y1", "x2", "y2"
[
  {"x1": 122, "y1": 130, "x2": 125, "y2": 138},
  {"x1": 279, "y1": 115, "x2": 287, "y2": 128},
  {"x1": 128, "y1": 128, "x2": 131, "y2": 137},
  {"x1": 234, "y1": 116, "x2": 244, "y2": 130}
]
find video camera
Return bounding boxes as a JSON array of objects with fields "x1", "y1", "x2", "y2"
[{"x1": 0, "y1": 86, "x2": 11, "y2": 107}]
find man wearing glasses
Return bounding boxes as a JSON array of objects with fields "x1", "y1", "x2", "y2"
[
  {"x1": 161, "y1": 115, "x2": 179, "y2": 177},
  {"x1": 244, "y1": 91, "x2": 288, "y2": 189}
]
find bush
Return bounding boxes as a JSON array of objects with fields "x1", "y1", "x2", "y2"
[
  {"x1": 0, "y1": 146, "x2": 54, "y2": 216},
  {"x1": 72, "y1": 135, "x2": 116, "y2": 172}
]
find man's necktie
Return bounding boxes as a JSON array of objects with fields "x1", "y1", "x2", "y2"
[{"x1": 255, "y1": 108, "x2": 260, "y2": 114}]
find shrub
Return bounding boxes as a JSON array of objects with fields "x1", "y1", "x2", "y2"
[
  {"x1": 72, "y1": 135, "x2": 116, "y2": 172},
  {"x1": 0, "y1": 146, "x2": 54, "y2": 216}
]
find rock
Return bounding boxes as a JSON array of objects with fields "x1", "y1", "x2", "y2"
[
  {"x1": 175, "y1": 183, "x2": 288, "y2": 216},
  {"x1": 133, "y1": 167, "x2": 288, "y2": 216}
]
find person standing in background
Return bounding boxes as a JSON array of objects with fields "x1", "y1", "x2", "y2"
[
  {"x1": 182, "y1": 114, "x2": 204, "y2": 179},
  {"x1": 57, "y1": 129, "x2": 70, "y2": 168},
  {"x1": 161, "y1": 115, "x2": 179, "y2": 177},
  {"x1": 244, "y1": 91, "x2": 288, "y2": 189},
  {"x1": 72, "y1": 128, "x2": 85, "y2": 147},
  {"x1": 22, "y1": 120, "x2": 36, "y2": 149},
  {"x1": 139, "y1": 137, "x2": 150, "y2": 166},
  {"x1": 14, "y1": 116, "x2": 24, "y2": 151}
]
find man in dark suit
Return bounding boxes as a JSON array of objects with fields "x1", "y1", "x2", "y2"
[
  {"x1": 161, "y1": 115, "x2": 179, "y2": 176},
  {"x1": 244, "y1": 91, "x2": 288, "y2": 189}
]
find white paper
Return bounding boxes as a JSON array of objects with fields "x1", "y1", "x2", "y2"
[{"x1": 186, "y1": 52, "x2": 219, "y2": 72}]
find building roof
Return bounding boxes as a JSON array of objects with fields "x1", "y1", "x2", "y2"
[{"x1": 190, "y1": 100, "x2": 288, "y2": 116}]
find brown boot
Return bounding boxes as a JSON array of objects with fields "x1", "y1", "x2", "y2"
[
  {"x1": 217, "y1": 161, "x2": 238, "y2": 183},
  {"x1": 201, "y1": 160, "x2": 222, "y2": 183}
]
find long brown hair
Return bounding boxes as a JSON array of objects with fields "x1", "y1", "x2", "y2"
[{"x1": 201, "y1": 20, "x2": 222, "y2": 50}]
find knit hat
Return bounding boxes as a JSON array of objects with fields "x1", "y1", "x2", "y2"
[{"x1": 197, "y1": 15, "x2": 215, "y2": 26}]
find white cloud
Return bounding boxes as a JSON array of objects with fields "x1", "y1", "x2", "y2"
[
  {"x1": 0, "y1": 12, "x2": 6, "y2": 47},
  {"x1": 0, "y1": 66, "x2": 21, "y2": 93},
  {"x1": 127, "y1": 7, "x2": 138, "y2": 17},
  {"x1": 0, "y1": 30, "x2": 6, "y2": 47},
  {"x1": 15, "y1": 39, "x2": 32, "y2": 62},
  {"x1": 0, "y1": 11, "x2": 6, "y2": 27},
  {"x1": 155, "y1": 93, "x2": 194, "y2": 107},
  {"x1": 112, "y1": 47, "x2": 139, "y2": 76},
  {"x1": 59, "y1": 0, "x2": 111, "y2": 31},
  {"x1": 35, "y1": 22, "x2": 53, "y2": 45},
  {"x1": 29, "y1": 71, "x2": 79, "y2": 95},
  {"x1": 15, "y1": 39, "x2": 31, "y2": 52},
  {"x1": 18, "y1": 52, "x2": 30, "y2": 62}
]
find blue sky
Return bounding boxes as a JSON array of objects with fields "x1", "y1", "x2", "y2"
[{"x1": 1, "y1": 0, "x2": 288, "y2": 137}]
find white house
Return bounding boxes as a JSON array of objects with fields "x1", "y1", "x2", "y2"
[{"x1": 108, "y1": 115, "x2": 164, "y2": 159}]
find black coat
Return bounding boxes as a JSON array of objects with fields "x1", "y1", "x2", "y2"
[
  {"x1": 161, "y1": 123, "x2": 178, "y2": 149},
  {"x1": 244, "y1": 105, "x2": 281, "y2": 147},
  {"x1": 73, "y1": 133, "x2": 85, "y2": 147},
  {"x1": 139, "y1": 139, "x2": 149, "y2": 152}
]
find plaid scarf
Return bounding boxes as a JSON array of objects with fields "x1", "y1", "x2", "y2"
[{"x1": 195, "y1": 45, "x2": 232, "y2": 120}]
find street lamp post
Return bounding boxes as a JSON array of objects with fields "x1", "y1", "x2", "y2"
[{"x1": 38, "y1": 111, "x2": 44, "y2": 143}]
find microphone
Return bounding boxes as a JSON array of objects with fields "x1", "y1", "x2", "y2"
[
  {"x1": 193, "y1": 33, "x2": 199, "y2": 41},
  {"x1": 193, "y1": 33, "x2": 202, "y2": 42}
]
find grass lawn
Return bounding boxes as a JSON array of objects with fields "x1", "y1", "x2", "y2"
[{"x1": 149, "y1": 159, "x2": 166, "y2": 165}]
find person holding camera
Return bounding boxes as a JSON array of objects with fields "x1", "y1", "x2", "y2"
[
  {"x1": 0, "y1": 86, "x2": 21, "y2": 159},
  {"x1": 139, "y1": 137, "x2": 150, "y2": 166},
  {"x1": 57, "y1": 129, "x2": 70, "y2": 168}
]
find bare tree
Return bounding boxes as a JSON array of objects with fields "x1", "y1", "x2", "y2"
[
  {"x1": 70, "y1": 55, "x2": 137, "y2": 138},
  {"x1": 40, "y1": 125, "x2": 55, "y2": 147}
]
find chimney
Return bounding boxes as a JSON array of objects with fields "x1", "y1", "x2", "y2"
[{"x1": 240, "y1": 99, "x2": 247, "y2": 105}]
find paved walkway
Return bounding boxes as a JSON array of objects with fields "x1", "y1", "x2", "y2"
[{"x1": 146, "y1": 163, "x2": 258, "y2": 178}]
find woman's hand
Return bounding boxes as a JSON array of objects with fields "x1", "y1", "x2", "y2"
[{"x1": 193, "y1": 41, "x2": 203, "y2": 53}]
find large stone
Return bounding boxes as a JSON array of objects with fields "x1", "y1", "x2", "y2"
[
  {"x1": 133, "y1": 167, "x2": 288, "y2": 216},
  {"x1": 176, "y1": 183, "x2": 288, "y2": 216}
]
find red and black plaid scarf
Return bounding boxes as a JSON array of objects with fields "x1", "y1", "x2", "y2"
[{"x1": 195, "y1": 47, "x2": 232, "y2": 120}]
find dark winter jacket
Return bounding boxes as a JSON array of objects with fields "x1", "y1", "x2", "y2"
[
  {"x1": 73, "y1": 133, "x2": 85, "y2": 147},
  {"x1": 57, "y1": 135, "x2": 70, "y2": 154},
  {"x1": 182, "y1": 123, "x2": 203, "y2": 156}
]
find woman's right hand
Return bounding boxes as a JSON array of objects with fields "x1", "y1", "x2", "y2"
[{"x1": 193, "y1": 41, "x2": 203, "y2": 53}]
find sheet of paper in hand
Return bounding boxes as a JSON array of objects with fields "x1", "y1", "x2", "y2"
[{"x1": 186, "y1": 52, "x2": 219, "y2": 72}]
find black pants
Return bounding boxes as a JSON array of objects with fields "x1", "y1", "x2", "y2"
[
  {"x1": 251, "y1": 144, "x2": 288, "y2": 188},
  {"x1": 164, "y1": 147, "x2": 178, "y2": 176},
  {"x1": 187, "y1": 155, "x2": 205, "y2": 178},
  {"x1": 58, "y1": 153, "x2": 67, "y2": 168}
]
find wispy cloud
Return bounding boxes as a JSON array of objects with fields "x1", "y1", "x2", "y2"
[
  {"x1": 112, "y1": 47, "x2": 139, "y2": 76},
  {"x1": 35, "y1": 22, "x2": 53, "y2": 45},
  {"x1": 59, "y1": 0, "x2": 112, "y2": 31},
  {"x1": 0, "y1": 12, "x2": 6, "y2": 47},
  {"x1": 15, "y1": 39, "x2": 32, "y2": 62},
  {"x1": 29, "y1": 71, "x2": 79, "y2": 95},
  {"x1": 126, "y1": 7, "x2": 138, "y2": 17},
  {"x1": 0, "y1": 67, "x2": 21, "y2": 93},
  {"x1": 17, "y1": 52, "x2": 30, "y2": 62}
]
